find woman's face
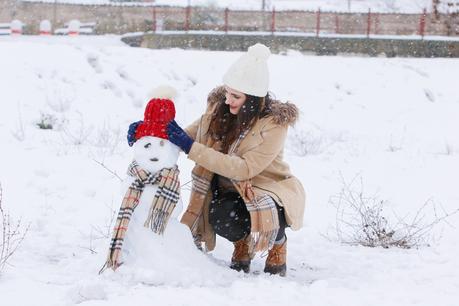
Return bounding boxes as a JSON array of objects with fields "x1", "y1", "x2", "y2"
[{"x1": 224, "y1": 86, "x2": 247, "y2": 115}]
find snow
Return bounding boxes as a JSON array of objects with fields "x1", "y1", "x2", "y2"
[
  {"x1": 1, "y1": 35, "x2": 459, "y2": 306},
  {"x1": 23, "y1": 0, "x2": 437, "y2": 13}
]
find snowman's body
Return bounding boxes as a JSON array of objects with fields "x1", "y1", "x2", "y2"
[
  {"x1": 120, "y1": 135, "x2": 185, "y2": 267},
  {"x1": 101, "y1": 86, "x2": 223, "y2": 283}
]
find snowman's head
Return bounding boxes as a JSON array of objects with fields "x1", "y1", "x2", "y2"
[
  {"x1": 133, "y1": 136, "x2": 179, "y2": 174},
  {"x1": 131, "y1": 85, "x2": 181, "y2": 173}
]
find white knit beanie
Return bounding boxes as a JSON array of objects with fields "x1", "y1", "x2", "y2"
[{"x1": 223, "y1": 43, "x2": 271, "y2": 97}]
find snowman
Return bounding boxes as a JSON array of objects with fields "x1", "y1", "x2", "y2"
[{"x1": 100, "y1": 85, "x2": 187, "y2": 273}]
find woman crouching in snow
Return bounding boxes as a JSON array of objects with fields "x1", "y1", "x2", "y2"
[{"x1": 128, "y1": 43, "x2": 305, "y2": 276}]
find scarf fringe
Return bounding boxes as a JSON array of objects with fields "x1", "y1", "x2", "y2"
[
  {"x1": 248, "y1": 229, "x2": 278, "y2": 254},
  {"x1": 98, "y1": 258, "x2": 120, "y2": 274},
  {"x1": 144, "y1": 208, "x2": 175, "y2": 235}
]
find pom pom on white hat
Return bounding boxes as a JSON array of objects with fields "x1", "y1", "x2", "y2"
[
  {"x1": 223, "y1": 43, "x2": 271, "y2": 97},
  {"x1": 148, "y1": 85, "x2": 178, "y2": 100}
]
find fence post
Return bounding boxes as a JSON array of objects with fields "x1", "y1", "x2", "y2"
[
  {"x1": 419, "y1": 8, "x2": 427, "y2": 39},
  {"x1": 335, "y1": 13, "x2": 340, "y2": 34},
  {"x1": 271, "y1": 7, "x2": 276, "y2": 33},
  {"x1": 185, "y1": 5, "x2": 191, "y2": 32},
  {"x1": 316, "y1": 8, "x2": 321, "y2": 37},
  {"x1": 224, "y1": 8, "x2": 229, "y2": 33},
  {"x1": 367, "y1": 8, "x2": 371, "y2": 37},
  {"x1": 53, "y1": 0, "x2": 57, "y2": 29},
  {"x1": 152, "y1": 6, "x2": 157, "y2": 33}
]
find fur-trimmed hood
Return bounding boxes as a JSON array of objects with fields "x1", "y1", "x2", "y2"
[{"x1": 206, "y1": 86, "x2": 299, "y2": 126}]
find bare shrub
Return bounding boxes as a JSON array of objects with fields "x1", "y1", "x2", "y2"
[
  {"x1": 46, "y1": 85, "x2": 74, "y2": 113},
  {"x1": 36, "y1": 113, "x2": 57, "y2": 130},
  {"x1": 79, "y1": 203, "x2": 116, "y2": 255},
  {"x1": 91, "y1": 205, "x2": 116, "y2": 241},
  {"x1": 443, "y1": 142, "x2": 454, "y2": 155},
  {"x1": 11, "y1": 103, "x2": 26, "y2": 142},
  {"x1": 288, "y1": 129, "x2": 326, "y2": 156},
  {"x1": 60, "y1": 112, "x2": 93, "y2": 146},
  {"x1": 330, "y1": 175, "x2": 459, "y2": 249},
  {"x1": 387, "y1": 133, "x2": 404, "y2": 152},
  {"x1": 288, "y1": 126, "x2": 345, "y2": 157},
  {"x1": 89, "y1": 123, "x2": 122, "y2": 158},
  {"x1": 0, "y1": 183, "x2": 29, "y2": 275}
]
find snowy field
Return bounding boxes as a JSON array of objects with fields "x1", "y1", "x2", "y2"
[
  {"x1": 24, "y1": 0, "x2": 436, "y2": 14},
  {"x1": 0, "y1": 35, "x2": 459, "y2": 306}
]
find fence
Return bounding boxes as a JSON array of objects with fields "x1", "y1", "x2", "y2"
[
  {"x1": 149, "y1": 6, "x2": 458, "y2": 37},
  {"x1": 1, "y1": 3, "x2": 459, "y2": 37}
]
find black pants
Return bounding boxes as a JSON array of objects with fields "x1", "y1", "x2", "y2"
[{"x1": 209, "y1": 177, "x2": 287, "y2": 242}]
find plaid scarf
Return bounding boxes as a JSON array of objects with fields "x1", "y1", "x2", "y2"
[
  {"x1": 245, "y1": 194, "x2": 279, "y2": 253},
  {"x1": 182, "y1": 130, "x2": 279, "y2": 253},
  {"x1": 99, "y1": 161, "x2": 180, "y2": 273}
]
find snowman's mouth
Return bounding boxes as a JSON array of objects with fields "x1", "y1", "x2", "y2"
[{"x1": 150, "y1": 158, "x2": 159, "y2": 162}]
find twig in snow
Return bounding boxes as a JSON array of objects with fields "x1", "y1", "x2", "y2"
[{"x1": 92, "y1": 159, "x2": 123, "y2": 182}]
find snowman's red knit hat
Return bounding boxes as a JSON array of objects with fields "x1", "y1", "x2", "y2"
[{"x1": 135, "y1": 86, "x2": 177, "y2": 140}]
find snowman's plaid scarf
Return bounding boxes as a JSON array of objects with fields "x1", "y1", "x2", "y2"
[{"x1": 99, "y1": 161, "x2": 180, "y2": 273}]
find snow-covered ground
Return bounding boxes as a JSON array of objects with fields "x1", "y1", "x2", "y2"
[
  {"x1": 0, "y1": 35, "x2": 458, "y2": 306},
  {"x1": 23, "y1": 0, "x2": 440, "y2": 14}
]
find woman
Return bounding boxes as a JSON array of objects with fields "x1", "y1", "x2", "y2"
[{"x1": 128, "y1": 44, "x2": 305, "y2": 276}]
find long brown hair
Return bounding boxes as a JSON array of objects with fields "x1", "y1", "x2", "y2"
[{"x1": 208, "y1": 92, "x2": 273, "y2": 153}]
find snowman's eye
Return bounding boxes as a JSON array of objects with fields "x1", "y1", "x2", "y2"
[
  {"x1": 159, "y1": 140, "x2": 165, "y2": 147},
  {"x1": 144, "y1": 143, "x2": 151, "y2": 149}
]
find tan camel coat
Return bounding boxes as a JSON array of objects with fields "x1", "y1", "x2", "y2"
[{"x1": 182, "y1": 86, "x2": 306, "y2": 250}]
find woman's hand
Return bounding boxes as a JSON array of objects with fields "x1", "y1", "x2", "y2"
[
  {"x1": 127, "y1": 120, "x2": 143, "y2": 146},
  {"x1": 167, "y1": 120, "x2": 194, "y2": 154}
]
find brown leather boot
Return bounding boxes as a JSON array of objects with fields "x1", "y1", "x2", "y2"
[
  {"x1": 230, "y1": 238, "x2": 251, "y2": 273},
  {"x1": 264, "y1": 239, "x2": 287, "y2": 276}
]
